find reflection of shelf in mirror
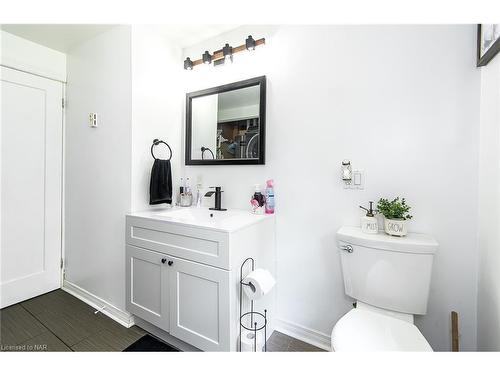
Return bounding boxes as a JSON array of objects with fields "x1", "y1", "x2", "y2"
[{"x1": 217, "y1": 116, "x2": 259, "y2": 124}]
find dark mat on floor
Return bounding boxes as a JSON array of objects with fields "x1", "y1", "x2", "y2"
[{"x1": 123, "y1": 334, "x2": 180, "y2": 352}]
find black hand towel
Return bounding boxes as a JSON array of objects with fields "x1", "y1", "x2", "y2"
[{"x1": 149, "y1": 159, "x2": 172, "y2": 205}]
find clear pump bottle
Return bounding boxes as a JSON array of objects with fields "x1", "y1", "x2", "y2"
[{"x1": 359, "y1": 201, "x2": 378, "y2": 234}]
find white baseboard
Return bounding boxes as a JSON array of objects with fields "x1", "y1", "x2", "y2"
[
  {"x1": 62, "y1": 280, "x2": 134, "y2": 328},
  {"x1": 275, "y1": 318, "x2": 332, "y2": 351}
]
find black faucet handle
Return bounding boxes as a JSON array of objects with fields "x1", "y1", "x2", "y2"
[{"x1": 207, "y1": 186, "x2": 227, "y2": 211}]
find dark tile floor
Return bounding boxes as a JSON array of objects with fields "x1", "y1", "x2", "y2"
[
  {"x1": 266, "y1": 331, "x2": 325, "y2": 352},
  {"x1": 0, "y1": 289, "x2": 324, "y2": 352},
  {"x1": 0, "y1": 289, "x2": 145, "y2": 351}
]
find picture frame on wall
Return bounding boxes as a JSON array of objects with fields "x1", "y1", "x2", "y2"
[{"x1": 477, "y1": 24, "x2": 500, "y2": 67}]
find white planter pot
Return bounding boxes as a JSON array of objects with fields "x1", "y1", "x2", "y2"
[{"x1": 384, "y1": 218, "x2": 408, "y2": 237}]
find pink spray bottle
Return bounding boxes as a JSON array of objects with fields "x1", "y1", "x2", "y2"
[{"x1": 265, "y1": 179, "x2": 275, "y2": 214}]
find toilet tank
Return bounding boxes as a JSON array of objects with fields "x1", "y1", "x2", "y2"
[{"x1": 336, "y1": 226, "x2": 438, "y2": 315}]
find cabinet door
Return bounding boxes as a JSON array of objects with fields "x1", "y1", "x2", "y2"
[
  {"x1": 169, "y1": 257, "x2": 230, "y2": 351},
  {"x1": 126, "y1": 245, "x2": 170, "y2": 331}
]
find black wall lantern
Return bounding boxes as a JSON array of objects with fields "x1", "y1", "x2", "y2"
[
  {"x1": 183, "y1": 35, "x2": 265, "y2": 70},
  {"x1": 184, "y1": 57, "x2": 193, "y2": 70},
  {"x1": 245, "y1": 35, "x2": 256, "y2": 51},
  {"x1": 222, "y1": 43, "x2": 233, "y2": 62},
  {"x1": 202, "y1": 51, "x2": 212, "y2": 64}
]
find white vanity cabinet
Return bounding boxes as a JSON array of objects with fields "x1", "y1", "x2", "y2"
[{"x1": 125, "y1": 208, "x2": 275, "y2": 352}]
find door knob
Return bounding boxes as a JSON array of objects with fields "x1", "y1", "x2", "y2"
[
  {"x1": 161, "y1": 258, "x2": 167, "y2": 264},
  {"x1": 168, "y1": 260, "x2": 173, "y2": 266},
  {"x1": 340, "y1": 245, "x2": 353, "y2": 253}
]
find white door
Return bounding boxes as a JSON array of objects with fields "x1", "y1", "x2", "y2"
[
  {"x1": 191, "y1": 94, "x2": 218, "y2": 159},
  {"x1": 125, "y1": 245, "x2": 170, "y2": 331},
  {"x1": 1, "y1": 66, "x2": 63, "y2": 308},
  {"x1": 169, "y1": 256, "x2": 230, "y2": 351}
]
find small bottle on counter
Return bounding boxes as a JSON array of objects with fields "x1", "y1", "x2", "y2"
[
  {"x1": 250, "y1": 184, "x2": 265, "y2": 215},
  {"x1": 265, "y1": 179, "x2": 275, "y2": 214},
  {"x1": 180, "y1": 177, "x2": 193, "y2": 207},
  {"x1": 177, "y1": 178, "x2": 184, "y2": 205}
]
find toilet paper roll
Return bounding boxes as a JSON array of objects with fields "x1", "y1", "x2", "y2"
[
  {"x1": 240, "y1": 330, "x2": 264, "y2": 352},
  {"x1": 243, "y1": 269, "x2": 276, "y2": 300}
]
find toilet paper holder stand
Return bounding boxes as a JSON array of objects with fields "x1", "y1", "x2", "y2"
[{"x1": 239, "y1": 257, "x2": 268, "y2": 352}]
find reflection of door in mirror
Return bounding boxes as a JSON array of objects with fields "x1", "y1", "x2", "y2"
[
  {"x1": 191, "y1": 95, "x2": 218, "y2": 160},
  {"x1": 217, "y1": 85, "x2": 260, "y2": 160}
]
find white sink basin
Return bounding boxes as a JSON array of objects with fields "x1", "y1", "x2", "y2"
[{"x1": 129, "y1": 207, "x2": 272, "y2": 232}]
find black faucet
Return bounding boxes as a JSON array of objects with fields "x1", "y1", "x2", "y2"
[{"x1": 205, "y1": 186, "x2": 227, "y2": 211}]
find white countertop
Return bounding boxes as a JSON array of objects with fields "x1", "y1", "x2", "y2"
[{"x1": 127, "y1": 206, "x2": 274, "y2": 232}]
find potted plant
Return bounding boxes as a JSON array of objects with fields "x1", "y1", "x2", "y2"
[{"x1": 377, "y1": 197, "x2": 412, "y2": 237}]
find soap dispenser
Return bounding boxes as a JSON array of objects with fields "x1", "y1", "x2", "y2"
[
  {"x1": 250, "y1": 184, "x2": 265, "y2": 215},
  {"x1": 359, "y1": 201, "x2": 378, "y2": 234}
]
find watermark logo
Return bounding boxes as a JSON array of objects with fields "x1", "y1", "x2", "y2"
[{"x1": 0, "y1": 344, "x2": 48, "y2": 351}]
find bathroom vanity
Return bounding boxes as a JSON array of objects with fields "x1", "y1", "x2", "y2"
[{"x1": 125, "y1": 207, "x2": 276, "y2": 351}]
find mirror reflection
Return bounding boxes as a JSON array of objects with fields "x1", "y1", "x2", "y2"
[{"x1": 187, "y1": 77, "x2": 265, "y2": 165}]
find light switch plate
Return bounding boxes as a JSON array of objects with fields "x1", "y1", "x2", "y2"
[
  {"x1": 89, "y1": 113, "x2": 98, "y2": 127},
  {"x1": 353, "y1": 169, "x2": 364, "y2": 189},
  {"x1": 344, "y1": 169, "x2": 364, "y2": 189}
]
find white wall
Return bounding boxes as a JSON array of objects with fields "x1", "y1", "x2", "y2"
[
  {"x1": 477, "y1": 55, "x2": 500, "y2": 351},
  {"x1": 131, "y1": 25, "x2": 183, "y2": 211},
  {"x1": 65, "y1": 26, "x2": 132, "y2": 311},
  {"x1": 183, "y1": 25, "x2": 480, "y2": 351},
  {"x1": 1, "y1": 30, "x2": 66, "y2": 81},
  {"x1": 65, "y1": 25, "x2": 183, "y2": 314}
]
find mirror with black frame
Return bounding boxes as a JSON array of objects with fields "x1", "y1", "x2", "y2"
[{"x1": 185, "y1": 76, "x2": 266, "y2": 165}]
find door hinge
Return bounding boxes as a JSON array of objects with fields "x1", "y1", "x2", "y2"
[
  {"x1": 60, "y1": 258, "x2": 64, "y2": 269},
  {"x1": 62, "y1": 98, "x2": 65, "y2": 108}
]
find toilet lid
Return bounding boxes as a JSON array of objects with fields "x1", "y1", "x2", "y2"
[{"x1": 331, "y1": 308, "x2": 432, "y2": 351}]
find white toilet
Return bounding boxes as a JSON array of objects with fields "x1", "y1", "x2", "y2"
[{"x1": 332, "y1": 226, "x2": 438, "y2": 351}]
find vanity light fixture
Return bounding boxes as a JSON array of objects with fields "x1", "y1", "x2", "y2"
[
  {"x1": 202, "y1": 51, "x2": 212, "y2": 64},
  {"x1": 183, "y1": 36, "x2": 265, "y2": 70},
  {"x1": 184, "y1": 57, "x2": 193, "y2": 70}
]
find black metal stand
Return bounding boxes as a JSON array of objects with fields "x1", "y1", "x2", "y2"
[{"x1": 239, "y1": 257, "x2": 267, "y2": 352}]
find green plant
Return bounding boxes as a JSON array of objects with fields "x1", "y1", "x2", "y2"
[{"x1": 377, "y1": 197, "x2": 413, "y2": 220}]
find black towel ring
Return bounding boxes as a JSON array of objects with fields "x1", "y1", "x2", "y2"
[{"x1": 151, "y1": 139, "x2": 172, "y2": 161}]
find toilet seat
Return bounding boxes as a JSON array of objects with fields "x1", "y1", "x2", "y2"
[{"x1": 331, "y1": 308, "x2": 433, "y2": 351}]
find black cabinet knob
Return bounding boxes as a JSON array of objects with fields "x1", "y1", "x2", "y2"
[
  {"x1": 161, "y1": 258, "x2": 167, "y2": 264},
  {"x1": 168, "y1": 260, "x2": 173, "y2": 266}
]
